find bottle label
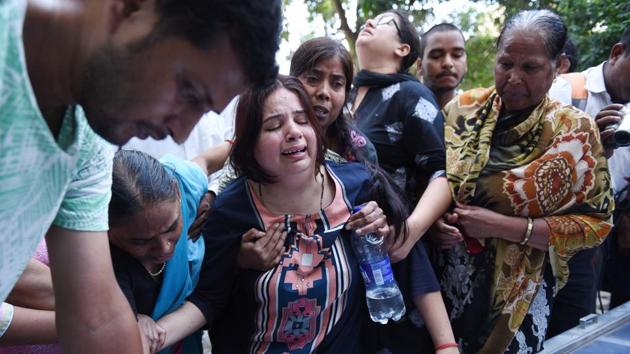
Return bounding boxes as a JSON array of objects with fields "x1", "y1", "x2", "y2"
[{"x1": 359, "y1": 258, "x2": 394, "y2": 286}]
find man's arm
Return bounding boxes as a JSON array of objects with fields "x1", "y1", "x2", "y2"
[
  {"x1": 46, "y1": 226, "x2": 143, "y2": 354},
  {"x1": 6, "y1": 259, "x2": 55, "y2": 311},
  {"x1": 0, "y1": 304, "x2": 56, "y2": 345}
]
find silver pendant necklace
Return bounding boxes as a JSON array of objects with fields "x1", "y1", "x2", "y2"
[{"x1": 146, "y1": 262, "x2": 166, "y2": 277}]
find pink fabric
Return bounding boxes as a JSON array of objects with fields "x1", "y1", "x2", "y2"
[
  {"x1": 33, "y1": 241, "x2": 49, "y2": 265},
  {"x1": 0, "y1": 241, "x2": 62, "y2": 354}
]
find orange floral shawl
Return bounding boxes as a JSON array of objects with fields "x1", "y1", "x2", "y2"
[{"x1": 443, "y1": 87, "x2": 613, "y2": 353}]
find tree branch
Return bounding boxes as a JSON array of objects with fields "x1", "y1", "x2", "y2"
[{"x1": 332, "y1": 0, "x2": 357, "y2": 48}]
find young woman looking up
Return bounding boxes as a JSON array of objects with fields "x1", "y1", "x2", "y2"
[{"x1": 352, "y1": 9, "x2": 457, "y2": 354}]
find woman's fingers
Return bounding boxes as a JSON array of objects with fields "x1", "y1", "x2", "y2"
[
  {"x1": 356, "y1": 214, "x2": 387, "y2": 235},
  {"x1": 156, "y1": 325, "x2": 166, "y2": 350},
  {"x1": 345, "y1": 201, "x2": 381, "y2": 229},
  {"x1": 377, "y1": 224, "x2": 390, "y2": 238},
  {"x1": 266, "y1": 231, "x2": 287, "y2": 261},
  {"x1": 260, "y1": 223, "x2": 283, "y2": 251},
  {"x1": 242, "y1": 228, "x2": 263, "y2": 243}
]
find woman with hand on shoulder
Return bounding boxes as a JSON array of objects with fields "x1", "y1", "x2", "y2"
[
  {"x1": 238, "y1": 37, "x2": 379, "y2": 270},
  {"x1": 191, "y1": 75, "x2": 406, "y2": 353},
  {"x1": 433, "y1": 10, "x2": 613, "y2": 353}
]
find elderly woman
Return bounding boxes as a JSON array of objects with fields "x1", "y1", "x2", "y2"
[{"x1": 432, "y1": 10, "x2": 613, "y2": 353}]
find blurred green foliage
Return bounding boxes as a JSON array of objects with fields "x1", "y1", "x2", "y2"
[{"x1": 284, "y1": 0, "x2": 629, "y2": 88}]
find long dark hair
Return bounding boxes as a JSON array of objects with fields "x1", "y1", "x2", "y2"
[
  {"x1": 109, "y1": 150, "x2": 179, "y2": 226},
  {"x1": 230, "y1": 75, "x2": 326, "y2": 184},
  {"x1": 364, "y1": 165, "x2": 409, "y2": 242},
  {"x1": 290, "y1": 37, "x2": 371, "y2": 163}
]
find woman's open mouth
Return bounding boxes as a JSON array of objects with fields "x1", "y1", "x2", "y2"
[{"x1": 282, "y1": 146, "x2": 307, "y2": 156}]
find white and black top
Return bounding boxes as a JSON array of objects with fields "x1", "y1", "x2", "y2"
[{"x1": 351, "y1": 70, "x2": 445, "y2": 205}]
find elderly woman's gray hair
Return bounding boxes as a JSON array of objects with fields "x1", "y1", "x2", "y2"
[{"x1": 497, "y1": 9, "x2": 567, "y2": 60}]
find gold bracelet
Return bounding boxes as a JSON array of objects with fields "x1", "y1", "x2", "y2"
[{"x1": 520, "y1": 217, "x2": 534, "y2": 246}]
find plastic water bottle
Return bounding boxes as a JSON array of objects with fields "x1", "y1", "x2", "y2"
[{"x1": 351, "y1": 206, "x2": 406, "y2": 324}]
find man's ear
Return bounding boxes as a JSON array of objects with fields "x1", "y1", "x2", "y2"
[
  {"x1": 106, "y1": 0, "x2": 148, "y2": 35},
  {"x1": 394, "y1": 43, "x2": 411, "y2": 59},
  {"x1": 415, "y1": 58, "x2": 423, "y2": 81},
  {"x1": 609, "y1": 43, "x2": 625, "y2": 65}
]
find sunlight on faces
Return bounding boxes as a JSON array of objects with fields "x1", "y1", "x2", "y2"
[
  {"x1": 495, "y1": 30, "x2": 557, "y2": 113},
  {"x1": 254, "y1": 87, "x2": 318, "y2": 180},
  {"x1": 108, "y1": 199, "x2": 183, "y2": 268},
  {"x1": 298, "y1": 57, "x2": 347, "y2": 130},
  {"x1": 420, "y1": 31, "x2": 467, "y2": 92},
  {"x1": 80, "y1": 34, "x2": 246, "y2": 146}
]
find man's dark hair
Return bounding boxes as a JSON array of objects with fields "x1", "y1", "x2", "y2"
[
  {"x1": 231, "y1": 75, "x2": 326, "y2": 184},
  {"x1": 151, "y1": 0, "x2": 282, "y2": 85},
  {"x1": 562, "y1": 38, "x2": 579, "y2": 72},
  {"x1": 109, "y1": 150, "x2": 179, "y2": 226},
  {"x1": 387, "y1": 9, "x2": 421, "y2": 73},
  {"x1": 420, "y1": 23, "x2": 465, "y2": 58}
]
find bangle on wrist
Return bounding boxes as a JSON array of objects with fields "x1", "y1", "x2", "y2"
[
  {"x1": 435, "y1": 342, "x2": 459, "y2": 351},
  {"x1": 520, "y1": 217, "x2": 533, "y2": 246}
]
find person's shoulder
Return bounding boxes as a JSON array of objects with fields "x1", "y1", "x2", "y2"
[
  {"x1": 547, "y1": 100, "x2": 598, "y2": 132},
  {"x1": 327, "y1": 161, "x2": 370, "y2": 184},
  {"x1": 397, "y1": 80, "x2": 441, "y2": 122},
  {"x1": 398, "y1": 79, "x2": 438, "y2": 101},
  {"x1": 74, "y1": 107, "x2": 116, "y2": 163},
  {"x1": 204, "y1": 176, "x2": 257, "y2": 240},
  {"x1": 0, "y1": 0, "x2": 26, "y2": 31},
  {"x1": 443, "y1": 87, "x2": 494, "y2": 123},
  {"x1": 213, "y1": 176, "x2": 249, "y2": 208},
  {"x1": 160, "y1": 153, "x2": 207, "y2": 188},
  {"x1": 160, "y1": 154, "x2": 202, "y2": 175},
  {"x1": 398, "y1": 80, "x2": 435, "y2": 99},
  {"x1": 452, "y1": 87, "x2": 494, "y2": 108}
]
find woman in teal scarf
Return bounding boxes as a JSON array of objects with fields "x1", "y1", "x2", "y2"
[{"x1": 108, "y1": 146, "x2": 229, "y2": 354}]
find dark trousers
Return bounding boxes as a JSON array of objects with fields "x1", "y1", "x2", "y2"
[{"x1": 547, "y1": 247, "x2": 602, "y2": 338}]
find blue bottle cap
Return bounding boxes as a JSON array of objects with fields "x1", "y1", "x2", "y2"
[{"x1": 353, "y1": 206, "x2": 362, "y2": 214}]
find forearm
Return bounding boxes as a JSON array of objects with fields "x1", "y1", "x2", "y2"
[
  {"x1": 54, "y1": 285, "x2": 141, "y2": 353},
  {"x1": 407, "y1": 177, "x2": 452, "y2": 241},
  {"x1": 492, "y1": 215, "x2": 550, "y2": 251},
  {"x1": 156, "y1": 302, "x2": 206, "y2": 350},
  {"x1": 0, "y1": 305, "x2": 56, "y2": 345},
  {"x1": 413, "y1": 291, "x2": 456, "y2": 347},
  {"x1": 6, "y1": 259, "x2": 55, "y2": 311},
  {"x1": 47, "y1": 227, "x2": 143, "y2": 354},
  {"x1": 192, "y1": 141, "x2": 231, "y2": 176}
]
